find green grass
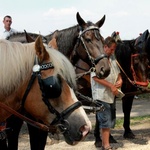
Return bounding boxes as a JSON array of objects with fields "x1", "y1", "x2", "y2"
[
  {"x1": 115, "y1": 115, "x2": 150, "y2": 128},
  {"x1": 137, "y1": 93, "x2": 150, "y2": 99}
]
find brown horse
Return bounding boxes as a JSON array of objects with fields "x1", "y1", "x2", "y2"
[{"x1": 0, "y1": 36, "x2": 91, "y2": 145}]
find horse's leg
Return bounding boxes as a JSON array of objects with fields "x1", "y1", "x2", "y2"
[
  {"x1": 27, "y1": 114, "x2": 48, "y2": 150},
  {"x1": 6, "y1": 115, "x2": 23, "y2": 150},
  {"x1": 122, "y1": 95, "x2": 135, "y2": 138},
  {"x1": 0, "y1": 139, "x2": 8, "y2": 150}
]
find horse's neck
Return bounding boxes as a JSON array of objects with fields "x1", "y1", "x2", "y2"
[
  {"x1": 55, "y1": 26, "x2": 79, "y2": 57},
  {"x1": 75, "y1": 59, "x2": 90, "y2": 74}
]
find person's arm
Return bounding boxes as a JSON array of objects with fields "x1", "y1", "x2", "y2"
[{"x1": 92, "y1": 76, "x2": 118, "y2": 96}]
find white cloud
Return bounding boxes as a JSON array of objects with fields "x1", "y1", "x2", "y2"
[{"x1": 43, "y1": 7, "x2": 77, "y2": 17}]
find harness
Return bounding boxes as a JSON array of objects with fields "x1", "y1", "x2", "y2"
[
  {"x1": 72, "y1": 26, "x2": 107, "y2": 113},
  {"x1": 76, "y1": 25, "x2": 107, "y2": 68},
  {"x1": 0, "y1": 56, "x2": 82, "y2": 133}
]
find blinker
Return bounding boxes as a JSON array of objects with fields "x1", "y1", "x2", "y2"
[{"x1": 41, "y1": 75, "x2": 62, "y2": 98}]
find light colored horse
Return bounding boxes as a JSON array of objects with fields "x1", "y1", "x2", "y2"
[{"x1": 0, "y1": 36, "x2": 91, "y2": 145}]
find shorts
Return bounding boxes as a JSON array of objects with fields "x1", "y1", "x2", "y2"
[{"x1": 96, "y1": 100, "x2": 116, "y2": 128}]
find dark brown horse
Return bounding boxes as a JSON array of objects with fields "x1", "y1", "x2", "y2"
[
  {"x1": 7, "y1": 12, "x2": 110, "y2": 111},
  {"x1": 46, "y1": 12, "x2": 110, "y2": 79},
  {"x1": 0, "y1": 37, "x2": 92, "y2": 146},
  {"x1": 8, "y1": 12, "x2": 110, "y2": 79}
]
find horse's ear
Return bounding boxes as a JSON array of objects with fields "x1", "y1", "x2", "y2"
[
  {"x1": 35, "y1": 36, "x2": 49, "y2": 62},
  {"x1": 48, "y1": 37, "x2": 58, "y2": 49},
  {"x1": 95, "y1": 15, "x2": 106, "y2": 28},
  {"x1": 76, "y1": 12, "x2": 86, "y2": 28},
  {"x1": 24, "y1": 30, "x2": 35, "y2": 43}
]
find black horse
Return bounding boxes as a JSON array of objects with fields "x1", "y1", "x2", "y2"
[
  {"x1": 111, "y1": 31, "x2": 150, "y2": 139},
  {"x1": 116, "y1": 40, "x2": 149, "y2": 138}
]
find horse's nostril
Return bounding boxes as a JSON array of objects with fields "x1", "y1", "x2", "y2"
[{"x1": 80, "y1": 125, "x2": 90, "y2": 138}]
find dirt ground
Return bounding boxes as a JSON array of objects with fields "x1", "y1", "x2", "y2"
[
  {"x1": 11, "y1": 95, "x2": 150, "y2": 150},
  {"x1": 18, "y1": 114, "x2": 150, "y2": 150}
]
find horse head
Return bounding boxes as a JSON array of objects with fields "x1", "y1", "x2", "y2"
[
  {"x1": 73, "y1": 12, "x2": 110, "y2": 79},
  {"x1": 111, "y1": 31, "x2": 122, "y2": 42},
  {"x1": 115, "y1": 38, "x2": 149, "y2": 88}
]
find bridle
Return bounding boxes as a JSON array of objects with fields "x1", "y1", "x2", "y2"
[
  {"x1": 23, "y1": 56, "x2": 82, "y2": 133},
  {"x1": 130, "y1": 53, "x2": 149, "y2": 87},
  {"x1": 72, "y1": 26, "x2": 107, "y2": 113},
  {"x1": 74, "y1": 26, "x2": 107, "y2": 68},
  {"x1": 116, "y1": 53, "x2": 149, "y2": 88},
  {"x1": 0, "y1": 56, "x2": 82, "y2": 133}
]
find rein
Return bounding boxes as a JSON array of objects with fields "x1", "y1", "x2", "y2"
[
  {"x1": 24, "y1": 59, "x2": 82, "y2": 133},
  {"x1": 76, "y1": 67, "x2": 96, "y2": 80},
  {"x1": 0, "y1": 102, "x2": 54, "y2": 132}
]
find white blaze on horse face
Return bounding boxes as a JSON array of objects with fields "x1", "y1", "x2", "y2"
[{"x1": 69, "y1": 87, "x2": 92, "y2": 130}]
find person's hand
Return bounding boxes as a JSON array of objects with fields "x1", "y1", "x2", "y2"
[
  {"x1": 110, "y1": 84, "x2": 118, "y2": 96},
  {"x1": 115, "y1": 80, "x2": 122, "y2": 88}
]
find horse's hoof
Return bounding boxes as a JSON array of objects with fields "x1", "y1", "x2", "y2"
[
  {"x1": 109, "y1": 134, "x2": 117, "y2": 143},
  {"x1": 94, "y1": 139, "x2": 102, "y2": 147},
  {"x1": 123, "y1": 131, "x2": 135, "y2": 139}
]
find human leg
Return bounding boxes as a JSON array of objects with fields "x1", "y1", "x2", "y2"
[
  {"x1": 94, "y1": 113, "x2": 102, "y2": 147},
  {"x1": 97, "y1": 101, "x2": 115, "y2": 149},
  {"x1": 101, "y1": 128, "x2": 110, "y2": 148}
]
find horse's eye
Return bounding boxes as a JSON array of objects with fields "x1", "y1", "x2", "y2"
[
  {"x1": 85, "y1": 38, "x2": 91, "y2": 43},
  {"x1": 133, "y1": 57, "x2": 139, "y2": 64}
]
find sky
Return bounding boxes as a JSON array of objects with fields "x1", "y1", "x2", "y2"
[{"x1": 0, "y1": 0, "x2": 150, "y2": 39}]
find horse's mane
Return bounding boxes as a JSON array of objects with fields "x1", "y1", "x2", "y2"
[
  {"x1": 0, "y1": 40, "x2": 76, "y2": 96},
  {"x1": 45, "y1": 45, "x2": 77, "y2": 89},
  {"x1": 115, "y1": 41, "x2": 132, "y2": 78},
  {"x1": 46, "y1": 25, "x2": 79, "y2": 57},
  {"x1": 48, "y1": 22, "x2": 102, "y2": 57},
  {"x1": 7, "y1": 31, "x2": 47, "y2": 43},
  {"x1": 0, "y1": 40, "x2": 35, "y2": 96}
]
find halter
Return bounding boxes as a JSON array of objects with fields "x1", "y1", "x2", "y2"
[
  {"x1": 116, "y1": 54, "x2": 149, "y2": 89},
  {"x1": 23, "y1": 56, "x2": 82, "y2": 132},
  {"x1": 130, "y1": 53, "x2": 149, "y2": 87},
  {"x1": 77, "y1": 26, "x2": 107, "y2": 67}
]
